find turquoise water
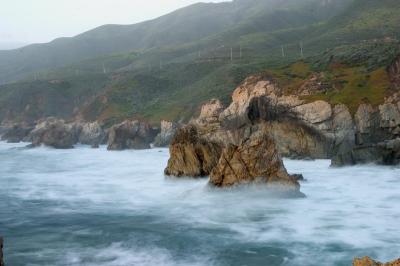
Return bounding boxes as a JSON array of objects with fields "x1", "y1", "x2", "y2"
[{"x1": 0, "y1": 141, "x2": 399, "y2": 266}]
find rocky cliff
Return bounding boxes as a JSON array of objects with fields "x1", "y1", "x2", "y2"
[
  {"x1": 353, "y1": 256, "x2": 400, "y2": 266},
  {"x1": 107, "y1": 120, "x2": 158, "y2": 150},
  {"x1": 166, "y1": 57, "x2": 400, "y2": 171}
]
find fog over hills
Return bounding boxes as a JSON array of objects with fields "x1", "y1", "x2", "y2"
[{"x1": 0, "y1": 0, "x2": 399, "y2": 124}]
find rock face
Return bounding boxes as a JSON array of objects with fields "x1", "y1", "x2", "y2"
[
  {"x1": 28, "y1": 118, "x2": 77, "y2": 149},
  {"x1": 353, "y1": 256, "x2": 400, "y2": 266},
  {"x1": 209, "y1": 128, "x2": 301, "y2": 193},
  {"x1": 333, "y1": 100, "x2": 400, "y2": 166},
  {"x1": 107, "y1": 120, "x2": 157, "y2": 150},
  {"x1": 0, "y1": 237, "x2": 3, "y2": 266},
  {"x1": 0, "y1": 123, "x2": 33, "y2": 143},
  {"x1": 153, "y1": 120, "x2": 180, "y2": 147},
  {"x1": 217, "y1": 75, "x2": 356, "y2": 159},
  {"x1": 78, "y1": 121, "x2": 105, "y2": 148},
  {"x1": 164, "y1": 125, "x2": 222, "y2": 177}
]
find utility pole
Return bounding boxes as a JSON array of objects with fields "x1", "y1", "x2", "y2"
[
  {"x1": 240, "y1": 45, "x2": 242, "y2": 59},
  {"x1": 300, "y1": 41, "x2": 304, "y2": 58},
  {"x1": 230, "y1": 47, "x2": 233, "y2": 62},
  {"x1": 102, "y1": 63, "x2": 106, "y2": 74},
  {"x1": 281, "y1": 45, "x2": 285, "y2": 58}
]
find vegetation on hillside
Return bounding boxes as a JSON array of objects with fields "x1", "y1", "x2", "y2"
[{"x1": 0, "y1": 0, "x2": 400, "y2": 125}]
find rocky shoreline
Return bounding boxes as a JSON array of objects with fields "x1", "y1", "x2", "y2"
[
  {"x1": 1, "y1": 69, "x2": 399, "y2": 168},
  {"x1": 353, "y1": 256, "x2": 400, "y2": 266}
]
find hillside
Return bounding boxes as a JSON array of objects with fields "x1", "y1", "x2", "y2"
[
  {"x1": 0, "y1": 0, "x2": 351, "y2": 84},
  {"x1": 1, "y1": 0, "x2": 400, "y2": 125}
]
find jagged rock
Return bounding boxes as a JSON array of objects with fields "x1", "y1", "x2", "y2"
[
  {"x1": 209, "y1": 129, "x2": 302, "y2": 195},
  {"x1": 266, "y1": 121, "x2": 331, "y2": 159},
  {"x1": 332, "y1": 104, "x2": 356, "y2": 155},
  {"x1": 78, "y1": 122, "x2": 105, "y2": 148},
  {"x1": 0, "y1": 237, "x2": 3, "y2": 266},
  {"x1": 164, "y1": 125, "x2": 222, "y2": 177},
  {"x1": 293, "y1": 100, "x2": 332, "y2": 124},
  {"x1": 28, "y1": 118, "x2": 76, "y2": 149},
  {"x1": 107, "y1": 120, "x2": 156, "y2": 150},
  {"x1": 379, "y1": 103, "x2": 400, "y2": 128},
  {"x1": 195, "y1": 99, "x2": 224, "y2": 126},
  {"x1": 332, "y1": 138, "x2": 400, "y2": 166},
  {"x1": 219, "y1": 77, "x2": 283, "y2": 128},
  {"x1": 353, "y1": 256, "x2": 400, "y2": 266},
  {"x1": 0, "y1": 123, "x2": 33, "y2": 143},
  {"x1": 153, "y1": 120, "x2": 180, "y2": 147}
]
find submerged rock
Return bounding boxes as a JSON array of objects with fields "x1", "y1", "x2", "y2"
[
  {"x1": 164, "y1": 125, "x2": 222, "y2": 177},
  {"x1": 107, "y1": 120, "x2": 156, "y2": 150},
  {"x1": 353, "y1": 256, "x2": 400, "y2": 266},
  {"x1": 153, "y1": 120, "x2": 180, "y2": 147},
  {"x1": 209, "y1": 129, "x2": 301, "y2": 194}
]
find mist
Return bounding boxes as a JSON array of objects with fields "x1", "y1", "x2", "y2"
[{"x1": 0, "y1": 0, "x2": 229, "y2": 46}]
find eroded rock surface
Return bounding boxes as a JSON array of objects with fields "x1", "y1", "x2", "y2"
[
  {"x1": 107, "y1": 120, "x2": 157, "y2": 150},
  {"x1": 78, "y1": 121, "x2": 105, "y2": 148},
  {"x1": 353, "y1": 256, "x2": 400, "y2": 266},
  {"x1": 28, "y1": 118, "x2": 76, "y2": 149},
  {"x1": 164, "y1": 125, "x2": 222, "y2": 177},
  {"x1": 0, "y1": 123, "x2": 34, "y2": 143},
  {"x1": 153, "y1": 120, "x2": 180, "y2": 147},
  {"x1": 209, "y1": 128, "x2": 301, "y2": 194}
]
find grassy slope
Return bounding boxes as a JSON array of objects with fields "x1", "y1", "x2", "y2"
[{"x1": 1, "y1": 0, "x2": 400, "y2": 124}]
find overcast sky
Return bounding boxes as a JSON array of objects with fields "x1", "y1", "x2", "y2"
[{"x1": 0, "y1": 0, "x2": 228, "y2": 48}]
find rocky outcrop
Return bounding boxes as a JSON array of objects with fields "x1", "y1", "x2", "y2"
[
  {"x1": 353, "y1": 256, "x2": 400, "y2": 266},
  {"x1": 77, "y1": 121, "x2": 105, "y2": 148},
  {"x1": 0, "y1": 237, "x2": 3, "y2": 266},
  {"x1": 218, "y1": 76, "x2": 356, "y2": 159},
  {"x1": 153, "y1": 120, "x2": 180, "y2": 147},
  {"x1": 195, "y1": 99, "x2": 224, "y2": 127},
  {"x1": 164, "y1": 125, "x2": 222, "y2": 177},
  {"x1": 107, "y1": 120, "x2": 157, "y2": 150},
  {"x1": 334, "y1": 100, "x2": 400, "y2": 166},
  {"x1": 28, "y1": 118, "x2": 77, "y2": 149},
  {"x1": 333, "y1": 138, "x2": 400, "y2": 166},
  {"x1": 0, "y1": 123, "x2": 34, "y2": 143},
  {"x1": 209, "y1": 128, "x2": 301, "y2": 194}
]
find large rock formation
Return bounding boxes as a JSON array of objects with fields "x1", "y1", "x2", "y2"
[
  {"x1": 153, "y1": 120, "x2": 180, "y2": 147},
  {"x1": 28, "y1": 118, "x2": 77, "y2": 149},
  {"x1": 209, "y1": 128, "x2": 301, "y2": 194},
  {"x1": 164, "y1": 125, "x2": 222, "y2": 177},
  {"x1": 353, "y1": 256, "x2": 400, "y2": 266},
  {"x1": 218, "y1": 75, "x2": 356, "y2": 159},
  {"x1": 333, "y1": 100, "x2": 400, "y2": 165},
  {"x1": 107, "y1": 120, "x2": 157, "y2": 150}
]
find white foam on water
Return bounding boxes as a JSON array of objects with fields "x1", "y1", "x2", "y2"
[{"x1": 1, "y1": 141, "x2": 399, "y2": 265}]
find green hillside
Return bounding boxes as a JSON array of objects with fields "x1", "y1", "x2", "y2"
[
  {"x1": 1, "y1": 0, "x2": 400, "y2": 125},
  {"x1": 0, "y1": 0, "x2": 351, "y2": 84}
]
